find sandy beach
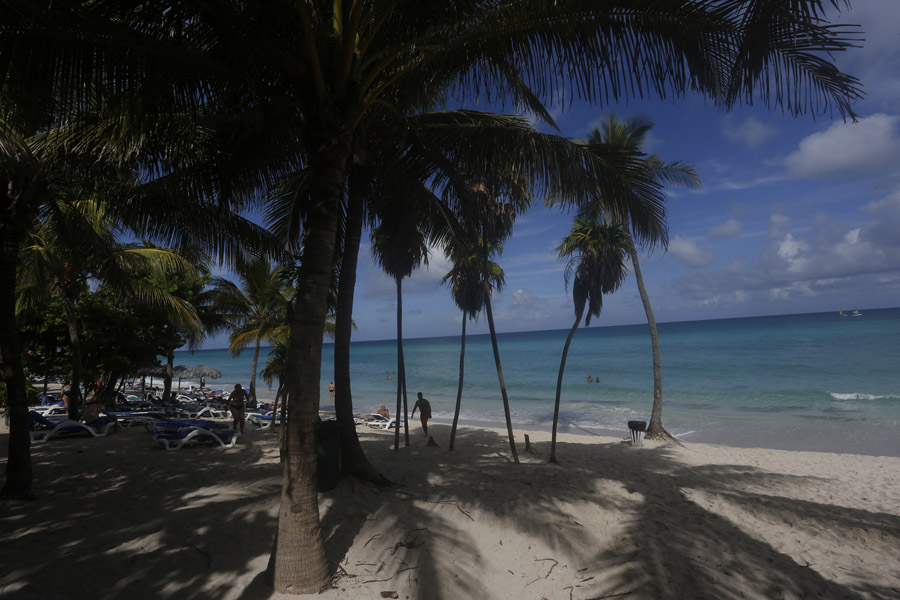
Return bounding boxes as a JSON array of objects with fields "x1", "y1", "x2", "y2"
[{"x1": 1, "y1": 415, "x2": 899, "y2": 600}]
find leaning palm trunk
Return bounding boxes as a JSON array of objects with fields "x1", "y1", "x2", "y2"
[
  {"x1": 333, "y1": 187, "x2": 386, "y2": 481},
  {"x1": 484, "y1": 295, "x2": 519, "y2": 464},
  {"x1": 266, "y1": 143, "x2": 346, "y2": 594},
  {"x1": 629, "y1": 246, "x2": 677, "y2": 443},
  {"x1": 61, "y1": 293, "x2": 84, "y2": 419},
  {"x1": 0, "y1": 223, "x2": 34, "y2": 500},
  {"x1": 449, "y1": 315, "x2": 467, "y2": 451},
  {"x1": 550, "y1": 303, "x2": 585, "y2": 463}
]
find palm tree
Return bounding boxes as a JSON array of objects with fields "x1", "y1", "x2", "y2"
[
  {"x1": 1, "y1": 1, "x2": 864, "y2": 587},
  {"x1": 442, "y1": 238, "x2": 504, "y2": 451},
  {"x1": 212, "y1": 259, "x2": 289, "y2": 405},
  {"x1": 551, "y1": 219, "x2": 631, "y2": 463},
  {"x1": 17, "y1": 195, "x2": 199, "y2": 419},
  {"x1": 370, "y1": 211, "x2": 429, "y2": 450},
  {"x1": 584, "y1": 114, "x2": 701, "y2": 442}
]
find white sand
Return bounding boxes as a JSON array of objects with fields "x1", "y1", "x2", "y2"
[{"x1": 1, "y1": 419, "x2": 898, "y2": 599}]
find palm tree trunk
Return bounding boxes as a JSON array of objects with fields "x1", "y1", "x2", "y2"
[
  {"x1": 401, "y1": 355, "x2": 410, "y2": 446},
  {"x1": 266, "y1": 140, "x2": 346, "y2": 594},
  {"x1": 61, "y1": 293, "x2": 84, "y2": 420},
  {"x1": 333, "y1": 182, "x2": 385, "y2": 481},
  {"x1": 0, "y1": 221, "x2": 34, "y2": 500},
  {"x1": 394, "y1": 276, "x2": 404, "y2": 451},
  {"x1": 163, "y1": 351, "x2": 174, "y2": 403},
  {"x1": 277, "y1": 380, "x2": 287, "y2": 460},
  {"x1": 449, "y1": 316, "x2": 467, "y2": 451},
  {"x1": 629, "y1": 246, "x2": 676, "y2": 443},
  {"x1": 484, "y1": 295, "x2": 519, "y2": 464},
  {"x1": 249, "y1": 338, "x2": 261, "y2": 404},
  {"x1": 550, "y1": 304, "x2": 585, "y2": 464}
]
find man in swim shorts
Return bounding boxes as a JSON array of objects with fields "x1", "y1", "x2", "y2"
[{"x1": 411, "y1": 392, "x2": 432, "y2": 436}]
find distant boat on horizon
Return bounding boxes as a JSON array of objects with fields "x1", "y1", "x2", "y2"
[
  {"x1": 852, "y1": 307, "x2": 862, "y2": 317},
  {"x1": 839, "y1": 307, "x2": 847, "y2": 317}
]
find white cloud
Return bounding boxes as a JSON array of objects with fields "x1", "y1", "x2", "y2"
[
  {"x1": 723, "y1": 117, "x2": 778, "y2": 148},
  {"x1": 668, "y1": 236, "x2": 716, "y2": 267},
  {"x1": 784, "y1": 113, "x2": 900, "y2": 179},
  {"x1": 672, "y1": 195, "x2": 900, "y2": 306},
  {"x1": 708, "y1": 218, "x2": 743, "y2": 239}
]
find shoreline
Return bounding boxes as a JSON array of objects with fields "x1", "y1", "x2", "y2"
[
  {"x1": 26, "y1": 381, "x2": 900, "y2": 458},
  {"x1": 2, "y1": 420, "x2": 898, "y2": 599}
]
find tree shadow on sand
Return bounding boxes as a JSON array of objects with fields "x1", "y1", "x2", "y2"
[
  {"x1": 316, "y1": 424, "x2": 900, "y2": 600},
  {"x1": 2, "y1": 422, "x2": 899, "y2": 600}
]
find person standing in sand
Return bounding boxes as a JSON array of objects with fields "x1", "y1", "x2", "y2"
[
  {"x1": 228, "y1": 384, "x2": 249, "y2": 433},
  {"x1": 411, "y1": 392, "x2": 432, "y2": 436},
  {"x1": 328, "y1": 381, "x2": 335, "y2": 399}
]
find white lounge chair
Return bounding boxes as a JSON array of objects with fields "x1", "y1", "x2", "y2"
[
  {"x1": 364, "y1": 414, "x2": 403, "y2": 430},
  {"x1": 155, "y1": 427, "x2": 240, "y2": 451},
  {"x1": 29, "y1": 411, "x2": 115, "y2": 443}
]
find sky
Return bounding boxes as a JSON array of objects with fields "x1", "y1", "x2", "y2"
[{"x1": 205, "y1": 2, "x2": 900, "y2": 347}]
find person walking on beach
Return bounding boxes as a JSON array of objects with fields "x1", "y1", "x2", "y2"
[
  {"x1": 411, "y1": 392, "x2": 432, "y2": 436},
  {"x1": 228, "y1": 384, "x2": 249, "y2": 433}
]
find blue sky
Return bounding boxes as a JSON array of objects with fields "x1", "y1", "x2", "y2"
[{"x1": 203, "y1": 2, "x2": 900, "y2": 347}]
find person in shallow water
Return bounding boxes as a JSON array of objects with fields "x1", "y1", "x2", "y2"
[{"x1": 411, "y1": 392, "x2": 432, "y2": 436}]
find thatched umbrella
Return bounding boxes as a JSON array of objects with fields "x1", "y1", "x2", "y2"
[
  {"x1": 138, "y1": 366, "x2": 167, "y2": 393},
  {"x1": 181, "y1": 365, "x2": 222, "y2": 390}
]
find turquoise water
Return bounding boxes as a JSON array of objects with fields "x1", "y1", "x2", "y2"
[{"x1": 175, "y1": 307, "x2": 900, "y2": 456}]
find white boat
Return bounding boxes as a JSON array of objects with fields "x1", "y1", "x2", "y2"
[{"x1": 852, "y1": 308, "x2": 862, "y2": 317}]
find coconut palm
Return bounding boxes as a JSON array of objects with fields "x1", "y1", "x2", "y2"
[
  {"x1": 584, "y1": 114, "x2": 701, "y2": 441},
  {"x1": 370, "y1": 210, "x2": 429, "y2": 450},
  {"x1": 442, "y1": 238, "x2": 504, "y2": 451},
  {"x1": 212, "y1": 259, "x2": 290, "y2": 405},
  {"x1": 551, "y1": 219, "x2": 631, "y2": 463}
]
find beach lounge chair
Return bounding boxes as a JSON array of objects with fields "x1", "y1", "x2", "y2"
[
  {"x1": 364, "y1": 414, "x2": 403, "y2": 430},
  {"x1": 155, "y1": 427, "x2": 240, "y2": 451},
  {"x1": 148, "y1": 418, "x2": 229, "y2": 434},
  {"x1": 247, "y1": 411, "x2": 277, "y2": 429},
  {"x1": 29, "y1": 411, "x2": 115, "y2": 443},
  {"x1": 107, "y1": 410, "x2": 164, "y2": 428}
]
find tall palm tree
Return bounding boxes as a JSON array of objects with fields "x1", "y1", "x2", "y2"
[
  {"x1": 551, "y1": 219, "x2": 631, "y2": 463},
  {"x1": 1, "y1": 2, "x2": 864, "y2": 587},
  {"x1": 212, "y1": 259, "x2": 289, "y2": 405},
  {"x1": 370, "y1": 211, "x2": 429, "y2": 450},
  {"x1": 584, "y1": 114, "x2": 701, "y2": 442},
  {"x1": 462, "y1": 177, "x2": 532, "y2": 464},
  {"x1": 442, "y1": 238, "x2": 504, "y2": 451}
]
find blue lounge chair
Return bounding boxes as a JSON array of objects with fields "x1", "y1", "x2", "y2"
[
  {"x1": 148, "y1": 418, "x2": 229, "y2": 433},
  {"x1": 29, "y1": 411, "x2": 115, "y2": 443},
  {"x1": 247, "y1": 412, "x2": 276, "y2": 429},
  {"x1": 155, "y1": 427, "x2": 240, "y2": 451}
]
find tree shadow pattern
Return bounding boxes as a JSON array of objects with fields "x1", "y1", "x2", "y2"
[{"x1": 2, "y1": 422, "x2": 898, "y2": 600}]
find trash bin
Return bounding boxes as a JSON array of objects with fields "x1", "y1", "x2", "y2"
[
  {"x1": 627, "y1": 420, "x2": 647, "y2": 447},
  {"x1": 317, "y1": 420, "x2": 342, "y2": 491}
]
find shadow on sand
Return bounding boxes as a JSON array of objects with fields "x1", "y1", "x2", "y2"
[{"x1": 2, "y1": 421, "x2": 898, "y2": 599}]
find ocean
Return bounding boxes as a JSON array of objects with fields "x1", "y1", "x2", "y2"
[{"x1": 174, "y1": 307, "x2": 900, "y2": 456}]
